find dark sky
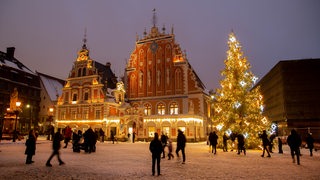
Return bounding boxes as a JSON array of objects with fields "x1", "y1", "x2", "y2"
[{"x1": 1, "y1": 0, "x2": 320, "y2": 90}]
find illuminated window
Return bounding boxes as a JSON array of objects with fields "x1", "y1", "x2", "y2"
[
  {"x1": 144, "y1": 104, "x2": 151, "y2": 115},
  {"x1": 162, "y1": 127, "x2": 169, "y2": 136},
  {"x1": 170, "y1": 102, "x2": 179, "y2": 115},
  {"x1": 95, "y1": 110, "x2": 101, "y2": 119},
  {"x1": 61, "y1": 111, "x2": 66, "y2": 120},
  {"x1": 148, "y1": 127, "x2": 155, "y2": 137},
  {"x1": 83, "y1": 110, "x2": 89, "y2": 119},
  {"x1": 157, "y1": 103, "x2": 165, "y2": 115},
  {"x1": 71, "y1": 111, "x2": 77, "y2": 119}
]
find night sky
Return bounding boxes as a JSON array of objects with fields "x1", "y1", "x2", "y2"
[{"x1": 1, "y1": 0, "x2": 319, "y2": 90}]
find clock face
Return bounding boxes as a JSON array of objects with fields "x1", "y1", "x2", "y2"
[{"x1": 151, "y1": 41, "x2": 158, "y2": 53}]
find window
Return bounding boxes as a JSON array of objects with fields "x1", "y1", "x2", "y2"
[
  {"x1": 71, "y1": 111, "x2": 77, "y2": 119},
  {"x1": 170, "y1": 102, "x2": 179, "y2": 115},
  {"x1": 148, "y1": 127, "x2": 155, "y2": 137},
  {"x1": 78, "y1": 68, "x2": 82, "y2": 77},
  {"x1": 82, "y1": 68, "x2": 86, "y2": 76},
  {"x1": 83, "y1": 110, "x2": 89, "y2": 119},
  {"x1": 144, "y1": 104, "x2": 151, "y2": 115},
  {"x1": 84, "y1": 92, "x2": 89, "y2": 101},
  {"x1": 72, "y1": 94, "x2": 77, "y2": 101},
  {"x1": 61, "y1": 111, "x2": 66, "y2": 120},
  {"x1": 157, "y1": 103, "x2": 165, "y2": 115},
  {"x1": 95, "y1": 110, "x2": 101, "y2": 119}
]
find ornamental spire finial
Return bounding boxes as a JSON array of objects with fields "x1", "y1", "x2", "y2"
[
  {"x1": 152, "y1": 8, "x2": 157, "y2": 27},
  {"x1": 83, "y1": 28, "x2": 87, "y2": 49}
]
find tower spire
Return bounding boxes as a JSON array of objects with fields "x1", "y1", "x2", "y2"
[
  {"x1": 152, "y1": 8, "x2": 157, "y2": 27},
  {"x1": 83, "y1": 28, "x2": 87, "y2": 49}
]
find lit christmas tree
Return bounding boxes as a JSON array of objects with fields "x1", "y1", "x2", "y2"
[{"x1": 213, "y1": 32, "x2": 270, "y2": 149}]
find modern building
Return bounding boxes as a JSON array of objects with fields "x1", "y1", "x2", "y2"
[
  {"x1": 256, "y1": 59, "x2": 320, "y2": 140},
  {"x1": 125, "y1": 13, "x2": 210, "y2": 141},
  {"x1": 0, "y1": 47, "x2": 41, "y2": 137}
]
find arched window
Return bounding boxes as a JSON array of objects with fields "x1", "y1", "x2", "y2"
[
  {"x1": 78, "y1": 68, "x2": 82, "y2": 77},
  {"x1": 82, "y1": 68, "x2": 86, "y2": 76},
  {"x1": 157, "y1": 103, "x2": 165, "y2": 115},
  {"x1": 170, "y1": 102, "x2": 179, "y2": 115},
  {"x1": 144, "y1": 104, "x2": 151, "y2": 115}
]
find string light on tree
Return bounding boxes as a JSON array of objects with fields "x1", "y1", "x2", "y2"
[{"x1": 213, "y1": 31, "x2": 271, "y2": 148}]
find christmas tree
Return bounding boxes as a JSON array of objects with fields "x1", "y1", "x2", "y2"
[{"x1": 213, "y1": 32, "x2": 270, "y2": 149}]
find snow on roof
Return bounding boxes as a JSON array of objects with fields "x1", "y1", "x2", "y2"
[
  {"x1": 1, "y1": 58, "x2": 35, "y2": 74},
  {"x1": 38, "y1": 73, "x2": 65, "y2": 101}
]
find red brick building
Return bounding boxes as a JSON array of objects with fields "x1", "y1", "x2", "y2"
[{"x1": 125, "y1": 21, "x2": 210, "y2": 141}]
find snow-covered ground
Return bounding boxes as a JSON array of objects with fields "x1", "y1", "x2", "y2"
[{"x1": 0, "y1": 136, "x2": 319, "y2": 180}]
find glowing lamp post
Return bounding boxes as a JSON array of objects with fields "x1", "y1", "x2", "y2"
[{"x1": 13, "y1": 101, "x2": 21, "y2": 142}]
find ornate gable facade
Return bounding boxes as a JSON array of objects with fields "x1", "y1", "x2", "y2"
[
  {"x1": 126, "y1": 17, "x2": 209, "y2": 141},
  {"x1": 55, "y1": 40, "x2": 132, "y2": 139}
]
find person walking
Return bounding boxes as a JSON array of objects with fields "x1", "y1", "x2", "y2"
[
  {"x1": 306, "y1": 133, "x2": 315, "y2": 156},
  {"x1": 160, "y1": 132, "x2": 168, "y2": 158},
  {"x1": 287, "y1": 129, "x2": 302, "y2": 165},
  {"x1": 149, "y1": 132, "x2": 163, "y2": 176},
  {"x1": 167, "y1": 138, "x2": 174, "y2": 160},
  {"x1": 25, "y1": 129, "x2": 36, "y2": 164},
  {"x1": 223, "y1": 133, "x2": 229, "y2": 152},
  {"x1": 63, "y1": 126, "x2": 72, "y2": 148},
  {"x1": 46, "y1": 129, "x2": 65, "y2": 167},
  {"x1": 209, "y1": 131, "x2": 218, "y2": 154},
  {"x1": 99, "y1": 128, "x2": 105, "y2": 143},
  {"x1": 176, "y1": 129, "x2": 186, "y2": 164},
  {"x1": 259, "y1": 130, "x2": 271, "y2": 157}
]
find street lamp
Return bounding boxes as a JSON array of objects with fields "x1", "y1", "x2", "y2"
[
  {"x1": 26, "y1": 104, "x2": 33, "y2": 131},
  {"x1": 13, "y1": 101, "x2": 21, "y2": 142}
]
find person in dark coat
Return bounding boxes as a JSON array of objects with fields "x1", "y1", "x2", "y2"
[
  {"x1": 83, "y1": 128, "x2": 96, "y2": 153},
  {"x1": 176, "y1": 129, "x2": 186, "y2": 164},
  {"x1": 99, "y1": 128, "x2": 105, "y2": 143},
  {"x1": 149, "y1": 132, "x2": 163, "y2": 176},
  {"x1": 269, "y1": 133, "x2": 276, "y2": 153},
  {"x1": 72, "y1": 130, "x2": 80, "y2": 152},
  {"x1": 237, "y1": 133, "x2": 246, "y2": 155},
  {"x1": 46, "y1": 129, "x2": 65, "y2": 167},
  {"x1": 223, "y1": 133, "x2": 229, "y2": 152},
  {"x1": 25, "y1": 130, "x2": 36, "y2": 164},
  {"x1": 132, "y1": 132, "x2": 136, "y2": 143},
  {"x1": 160, "y1": 132, "x2": 168, "y2": 158},
  {"x1": 306, "y1": 133, "x2": 314, "y2": 156},
  {"x1": 278, "y1": 137, "x2": 283, "y2": 154},
  {"x1": 111, "y1": 130, "x2": 115, "y2": 144},
  {"x1": 209, "y1": 131, "x2": 218, "y2": 154},
  {"x1": 259, "y1": 130, "x2": 271, "y2": 157},
  {"x1": 230, "y1": 132, "x2": 237, "y2": 152},
  {"x1": 287, "y1": 129, "x2": 302, "y2": 165}
]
